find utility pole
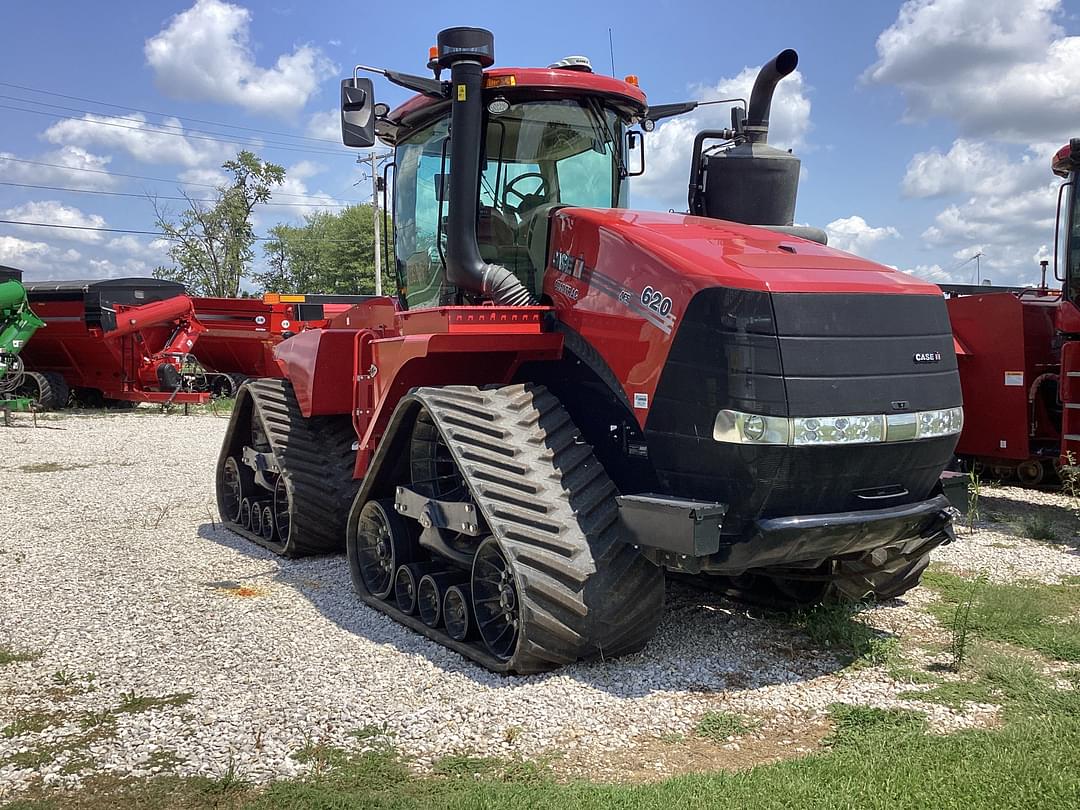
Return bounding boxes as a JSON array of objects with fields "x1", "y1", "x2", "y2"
[
  {"x1": 368, "y1": 152, "x2": 382, "y2": 296},
  {"x1": 356, "y1": 150, "x2": 392, "y2": 296}
]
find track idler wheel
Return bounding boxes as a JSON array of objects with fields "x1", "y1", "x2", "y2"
[
  {"x1": 417, "y1": 572, "x2": 468, "y2": 628},
  {"x1": 443, "y1": 585, "x2": 476, "y2": 641},
  {"x1": 220, "y1": 456, "x2": 253, "y2": 524},
  {"x1": 351, "y1": 499, "x2": 419, "y2": 600},
  {"x1": 471, "y1": 536, "x2": 521, "y2": 662}
]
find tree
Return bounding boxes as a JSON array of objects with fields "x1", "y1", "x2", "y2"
[
  {"x1": 254, "y1": 204, "x2": 395, "y2": 295},
  {"x1": 153, "y1": 151, "x2": 285, "y2": 297}
]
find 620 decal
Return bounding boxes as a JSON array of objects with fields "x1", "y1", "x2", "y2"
[{"x1": 640, "y1": 286, "x2": 673, "y2": 317}]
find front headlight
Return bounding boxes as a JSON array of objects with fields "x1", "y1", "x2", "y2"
[
  {"x1": 714, "y1": 407, "x2": 963, "y2": 446},
  {"x1": 713, "y1": 409, "x2": 790, "y2": 444},
  {"x1": 792, "y1": 414, "x2": 885, "y2": 446}
]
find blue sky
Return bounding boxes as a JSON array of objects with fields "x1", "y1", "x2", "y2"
[{"x1": 2, "y1": 0, "x2": 1078, "y2": 287}]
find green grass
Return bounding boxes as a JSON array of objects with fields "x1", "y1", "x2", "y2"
[
  {"x1": 1018, "y1": 514, "x2": 1061, "y2": 543},
  {"x1": 115, "y1": 690, "x2": 193, "y2": 715},
  {"x1": 921, "y1": 568, "x2": 1080, "y2": 662},
  {"x1": 0, "y1": 646, "x2": 40, "y2": 666},
  {"x1": 694, "y1": 711, "x2": 752, "y2": 741},
  {"x1": 790, "y1": 602, "x2": 900, "y2": 667}
]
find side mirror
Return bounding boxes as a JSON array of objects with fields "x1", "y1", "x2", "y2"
[
  {"x1": 434, "y1": 173, "x2": 450, "y2": 202},
  {"x1": 627, "y1": 130, "x2": 645, "y2": 177},
  {"x1": 341, "y1": 77, "x2": 375, "y2": 148}
]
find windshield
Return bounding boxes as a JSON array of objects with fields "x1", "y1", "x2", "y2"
[
  {"x1": 393, "y1": 98, "x2": 627, "y2": 309},
  {"x1": 1067, "y1": 178, "x2": 1080, "y2": 304}
]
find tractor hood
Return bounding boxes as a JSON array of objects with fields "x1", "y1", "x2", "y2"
[{"x1": 552, "y1": 208, "x2": 939, "y2": 296}]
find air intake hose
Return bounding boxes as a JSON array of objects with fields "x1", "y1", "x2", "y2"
[{"x1": 438, "y1": 27, "x2": 537, "y2": 307}]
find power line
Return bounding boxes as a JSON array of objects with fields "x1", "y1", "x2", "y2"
[
  {"x1": 0, "y1": 217, "x2": 379, "y2": 244},
  {"x1": 0, "y1": 102, "x2": 349, "y2": 159},
  {"x1": 0, "y1": 156, "x2": 363, "y2": 203},
  {"x1": 0, "y1": 80, "x2": 342, "y2": 145},
  {"x1": 0, "y1": 180, "x2": 353, "y2": 208}
]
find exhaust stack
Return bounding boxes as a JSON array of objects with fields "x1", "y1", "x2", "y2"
[
  {"x1": 437, "y1": 27, "x2": 536, "y2": 306},
  {"x1": 690, "y1": 49, "x2": 813, "y2": 235}
]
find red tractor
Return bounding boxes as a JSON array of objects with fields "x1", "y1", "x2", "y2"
[{"x1": 216, "y1": 28, "x2": 963, "y2": 673}]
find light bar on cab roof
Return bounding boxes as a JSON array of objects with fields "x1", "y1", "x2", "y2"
[{"x1": 713, "y1": 407, "x2": 963, "y2": 446}]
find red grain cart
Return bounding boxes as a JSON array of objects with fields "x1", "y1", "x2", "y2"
[
  {"x1": 19, "y1": 278, "x2": 228, "y2": 406},
  {"x1": 946, "y1": 284, "x2": 1063, "y2": 483},
  {"x1": 191, "y1": 293, "x2": 372, "y2": 379}
]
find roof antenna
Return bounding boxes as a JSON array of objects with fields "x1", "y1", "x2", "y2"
[{"x1": 608, "y1": 28, "x2": 615, "y2": 77}]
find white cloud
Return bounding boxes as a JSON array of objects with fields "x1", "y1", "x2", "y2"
[
  {"x1": 0, "y1": 146, "x2": 119, "y2": 190},
  {"x1": 144, "y1": 0, "x2": 335, "y2": 118},
  {"x1": 901, "y1": 139, "x2": 1052, "y2": 198},
  {"x1": 634, "y1": 67, "x2": 811, "y2": 210},
  {"x1": 306, "y1": 108, "x2": 339, "y2": 142},
  {"x1": 824, "y1": 215, "x2": 900, "y2": 256},
  {"x1": 43, "y1": 112, "x2": 229, "y2": 168},
  {"x1": 1, "y1": 201, "x2": 107, "y2": 243},
  {"x1": 176, "y1": 167, "x2": 231, "y2": 188},
  {"x1": 0, "y1": 235, "x2": 82, "y2": 277},
  {"x1": 866, "y1": 0, "x2": 1080, "y2": 143},
  {"x1": 253, "y1": 160, "x2": 338, "y2": 225}
]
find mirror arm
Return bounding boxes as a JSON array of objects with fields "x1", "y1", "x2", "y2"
[{"x1": 354, "y1": 64, "x2": 448, "y2": 98}]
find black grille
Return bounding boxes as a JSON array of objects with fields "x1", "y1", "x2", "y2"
[{"x1": 645, "y1": 288, "x2": 962, "y2": 531}]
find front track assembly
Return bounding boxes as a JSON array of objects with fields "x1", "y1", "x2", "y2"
[{"x1": 347, "y1": 384, "x2": 666, "y2": 674}]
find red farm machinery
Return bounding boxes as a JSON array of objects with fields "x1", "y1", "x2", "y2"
[
  {"x1": 190, "y1": 293, "x2": 371, "y2": 380},
  {"x1": 215, "y1": 28, "x2": 964, "y2": 674},
  {"x1": 19, "y1": 278, "x2": 226, "y2": 407},
  {"x1": 944, "y1": 138, "x2": 1080, "y2": 485}
]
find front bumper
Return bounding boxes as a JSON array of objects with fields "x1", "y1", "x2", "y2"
[{"x1": 618, "y1": 491, "x2": 954, "y2": 575}]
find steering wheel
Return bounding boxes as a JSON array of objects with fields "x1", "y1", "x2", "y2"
[{"x1": 503, "y1": 172, "x2": 549, "y2": 217}]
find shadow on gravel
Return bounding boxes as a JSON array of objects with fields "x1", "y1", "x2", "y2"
[
  {"x1": 977, "y1": 494, "x2": 1080, "y2": 552},
  {"x1": 197, "y1": 522, "x2": 873, "y2": 699}
]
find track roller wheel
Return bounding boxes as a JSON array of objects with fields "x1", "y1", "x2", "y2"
[
  {"x1": 250, "y1": 502, "x2": 264, "y2": 537},
  {"x1": 1016, "y1": 459, "x2": 1047, "y2": 486},
  {"x1": 261, "y1": 506, "x2": 274, "y2": 542},
  {"x1": 443, "y1": 585, "x2": 475, "y2": 641},
  {"x1": 240, "y1": 497, "x2": 253, "y2": 530},
  {"x1": 471, "y1": 537, "x2": 521, "y2": 662},
  {"x1": 394, "y1": 563, "x2": 433, "y2": 615},
  {"x1": 418, "y1": 572, "x2": 467, "y2": 628},
  {"x1": 350, "y1": 499, "x2": 419, "y2": 600}
]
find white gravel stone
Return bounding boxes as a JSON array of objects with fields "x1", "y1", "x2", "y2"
[{"x1": 0, "y1": 412, "x2": 1075, "y2": 794}]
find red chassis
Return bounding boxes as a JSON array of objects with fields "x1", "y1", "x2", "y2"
[{"x1": 274, "y1": 300, "x2": 562, "y2": 479}]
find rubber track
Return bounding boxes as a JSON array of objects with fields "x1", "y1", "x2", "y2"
[
  {"x1": 217, "y1": 378, "x2": 359, "y2": 557},
  {"x1": 355, "y1": 383, "x2": 666, "y2": 674}
]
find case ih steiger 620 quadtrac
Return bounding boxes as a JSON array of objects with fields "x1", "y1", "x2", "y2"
[{"x1": 216, "y1": 27, "x2": 964, "y2": 674}]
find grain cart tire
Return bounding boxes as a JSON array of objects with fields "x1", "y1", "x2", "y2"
[
  {"x1": 215, "y1": 378, "x2": 359, "y2": 557},
  {"x1": 18, "y1": 371, "x2": 68, "y2": 410},
  {"x1": 347, "y1": 384, "x2": 666, "y2": 674}
]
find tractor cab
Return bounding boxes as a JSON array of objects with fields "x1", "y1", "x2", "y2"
[
  {"x1": 389, "y1": 85, "x2": 635, "y2": 308},
  {"x1": 340, "y1": 28, "x2": 649, "y2": 310},
  {"x1": 1053, "y1": 139, "x2": 1080, "y2": 317}
]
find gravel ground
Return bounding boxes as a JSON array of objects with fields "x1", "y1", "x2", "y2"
[{"x1": 1, "y1": 411, "x2": 1077, "y2": 794}]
